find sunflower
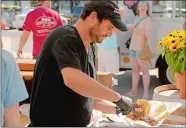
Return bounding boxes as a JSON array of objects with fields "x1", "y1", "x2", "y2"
[
  {"x1": 157, "y1": 41, "x2": 163, "y2": 48},
  {"x1": 158, "y1": 30, "x2": 186, "y2": 52},
  {"x1": 169, "y1": 44, "x2": 178, "y2": 52},
  {"x1": 168, "y1": 37, "x2": 179, "y2": 46},
  {"x1": 157, "y1": 30, "x2": 186, "y2": 75},
  {"x1": 179, "y1": 35, "x2": 183, "y2": 39},
  {"x1": 162, "y1": 38, "x2": 169, "y2": 46},
  {"x1": 179, "y1": 42, "x2": 186, "y2": 48},
  {"x1": 170, "y1": 31, "x2": 177, "y2": 36},
  {"x1": 179, "y1": 32, "x2": 185, "y2": 39}
]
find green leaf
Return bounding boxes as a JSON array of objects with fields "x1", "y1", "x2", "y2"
[
  {"x1": 161, "y1": 51, "x2": 166, "y2": 58},
  {"x1": 162, "y1": 44, "x2": 186, "y2": 74}
]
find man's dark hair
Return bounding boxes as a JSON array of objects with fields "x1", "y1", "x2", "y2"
[
  {"x1": 80, "y1": 0, "x2": 118, "y2": 22},
  {"x1": 37, "y1": 0, "x2": 44, "y2": 6}
]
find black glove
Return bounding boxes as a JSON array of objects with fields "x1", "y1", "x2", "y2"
[{"x1": 113, "y1": 95, "x2": 133, "y2": 115}]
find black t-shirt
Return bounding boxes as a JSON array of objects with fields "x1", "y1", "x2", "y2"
[{"x1": 30, "y1": 25, "x2": 96, "y2": 127}]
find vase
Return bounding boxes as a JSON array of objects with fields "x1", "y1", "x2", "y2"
[
  {"x1": 175, "y1": 73, "x2": 180, "y2": 90},
  {"x1": 175, "y1": 70, "x2": 186, "y2": 99}
]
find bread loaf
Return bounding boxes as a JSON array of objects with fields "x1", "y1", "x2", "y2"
[{"x1": 136, "y1": 99, "x2": 151, "y2": 116}]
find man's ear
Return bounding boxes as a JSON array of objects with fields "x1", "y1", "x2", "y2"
[
  {"x1": 88, "y1": 11, "x2": 98, "y2": 26},
  {"x1": 89, "y1": 11, "x2": 97, "y2": 21}
]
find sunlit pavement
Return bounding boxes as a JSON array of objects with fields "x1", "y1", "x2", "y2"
[{"x1": 113, "y1": 69, "x2": 161, "y2": 101}]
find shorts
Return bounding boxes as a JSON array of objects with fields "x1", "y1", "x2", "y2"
[{"x1": 129, "y1": 50, "x2": 140, "y2": 58}]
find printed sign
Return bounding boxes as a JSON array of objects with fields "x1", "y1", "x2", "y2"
[{"x1": 35, "y1": 16, "x2": 57, "y2": 28}]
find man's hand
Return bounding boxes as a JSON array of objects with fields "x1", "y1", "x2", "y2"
[
  {"x1": 17, "y1": 48, "x2": 23, "y2": 58},
  {"x1": 113, "y1": 95, "x2": 133, "y2": 115}
]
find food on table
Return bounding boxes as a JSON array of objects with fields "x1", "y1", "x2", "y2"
[
  {"x1": 153, "y1": 110, "x2": 169, "y2": 122},
  {"x1": 149, "y1": 103, "x2": 169, "y2": 122},
  {"x1": 136, "y1": 99, "x2": 151, "y2": 116},
  {"x1": 127, "y1": 99, "x2": 169, "y2": 126},
  {"x1": 154, "y1": 103, "x2": 167, "y2": 114},
  {"x1": 127, "y1": 103, "x2": 145, "y2": 120},
  {"x1": 139, "y1": 116, "x2": 157, "y2": 126}
]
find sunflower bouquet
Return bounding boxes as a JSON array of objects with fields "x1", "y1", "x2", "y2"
[{"x1": 157, "y1": 30, "x2": 186, "y2": 75}]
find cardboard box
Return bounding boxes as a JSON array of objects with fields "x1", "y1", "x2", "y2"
[{"x1": 96, "y1": 72, "x2": 113, "y2": 89}]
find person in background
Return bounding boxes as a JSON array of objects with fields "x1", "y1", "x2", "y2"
[
  {"x1": 1, "y1": 19, "x2": 7, "y2": 30},
  {"x1": 1, "y1": 50, "x2": 29, "y2": 127},
  {"x1": 1, "y1": 21, "x2": 29, "y2": 127},
  {"x1": 126, "y1": 1, "x2": 152, "y2": 99},
  {"x1": 17, "y1": 0, "x2": 63, "y2": 59},
  {"x1": 97, "y1": 7, "x2": 125, "y2": 85}
]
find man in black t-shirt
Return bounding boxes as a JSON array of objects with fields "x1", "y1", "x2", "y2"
[{"x1": 29, "y1": 0, "x2": 133, "y2": 127}]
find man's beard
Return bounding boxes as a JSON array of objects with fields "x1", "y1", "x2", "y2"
[
  {"x1": 89, "y1": 25, "x2": 106, "y2": 43},
  {"x1": 89, "y1": 31, "x2": 104, "y2": 43},
  {"x1": 96, "y1": 36, "x2": 104, "y2": 43}
]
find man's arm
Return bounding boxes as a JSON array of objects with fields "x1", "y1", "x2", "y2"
[
  {"x1": 94, "y1": 99, "x2": 116, "y2": 114},
  {"x1": 62, "y1": 68, "x2": 121, "y2": 102},
  {"x1": 17, "y1": 30, "x2": 30, "y2": 58},
  {"x1": 52, "y1": 36, "x2": 133, "y2": 115},
  {"x1": 52, "y1": 36, "x2": 121, "y2": 102},
  {"x1": 17, "y1": 12, "x2": 32, "y2": 58},
  {"x1": 52, "y1": 36, "x2": 132, "y2": 115},
  {"x1": 4, "y1": 104, "x2": 20, "y2": 127}
]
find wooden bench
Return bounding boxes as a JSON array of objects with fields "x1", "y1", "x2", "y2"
[
  {"x1": 20, "y1": 71, "x2": 34, "y2": 80},
  {"x1": 16, "y1": 59, "x2": 36, "y2": 71}
]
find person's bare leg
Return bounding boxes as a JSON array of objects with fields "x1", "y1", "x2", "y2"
[
  {"x1": 138, "y1": 59, "x2": 150, "y2": 99},
  {"x1": 126, "y1": 57, "x2": 140, "y2": 96}
]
